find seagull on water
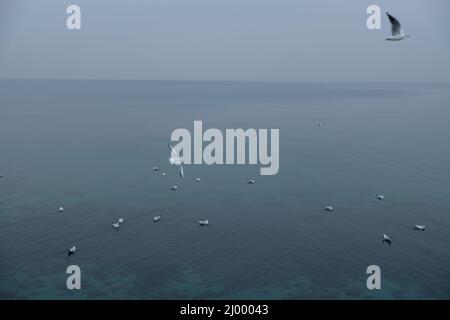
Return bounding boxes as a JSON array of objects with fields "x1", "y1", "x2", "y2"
[
  {"x1": 112, "y1": 222, "x2": 120, "y2": 230},
  {"x1": 324, "y1": 205, "x2": 334, "y2": 212},
  {"x1": 58, "y1": 206, "x2": 64, "y2": 213},
  {"x1": 68, "y1": 246, "x2": 77, "y2": 256},
  {"x1": 195, "y1": 177, "x2": 201, "y2": 182},
  {"x1": 382, "y1": 234, "x2": 392, "y2": 246},
  {"x1": 198, "y1": 219, "x2": 209, "y2": 226},
  {"x1": 386, "y1": 12, "x2": 410, "y2": 41},
  {"x1": 118, "y1": 218, "x2": 124, "y2": 224},
  {"x1": 171, "y1": 185, "x2": 178, "y2": 191},
  {"x1": 153, "y1": 216, "x2": 161, "y2": 222},
  {"x1": 168, "y1": 143, "x2": 184, "y2": 178},
  {"x1": 414, "y1": 225, "x2": 426, "y2": 231},
  {"x1": 247, "y1": 179, "x2": 255, "y2": 184},
  {"x1": 377, "y1": 194, "x2": 385, "y2": 200},
  {"x1": 153, "y1": 166, "x2": 160, "y2": 172}
]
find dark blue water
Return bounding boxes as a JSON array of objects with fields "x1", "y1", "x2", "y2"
[{"x1": 0, "y1": 80, "x2": 449, "y2": 299}]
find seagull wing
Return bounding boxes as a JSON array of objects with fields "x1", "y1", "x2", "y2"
[
  {"x1": 168, "y1": 143, "x2": 179, "y2": 160},
  {"x1": 386, "y1": 12, "x2": 401, "y2": 36},
  {"x1": 179, "y1": 164, "x2": 184, "y2": 178}
]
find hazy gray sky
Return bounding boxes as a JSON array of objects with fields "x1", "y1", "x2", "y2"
[{"x1": 1, "y1": 0, "x2": 449, "y2": 81}]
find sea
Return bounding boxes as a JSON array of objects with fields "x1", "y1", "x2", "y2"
[{"x1": 0, "y1": 80, "x2": 449, "y2": 299}]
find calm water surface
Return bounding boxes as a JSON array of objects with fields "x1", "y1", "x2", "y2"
[{"x1": 0, "y1": 80, "x2": 449, "y2": 299}]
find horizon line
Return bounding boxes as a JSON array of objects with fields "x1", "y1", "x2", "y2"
[{"x1": 1, "y1": 77, "x2": 449, "y2": 85}]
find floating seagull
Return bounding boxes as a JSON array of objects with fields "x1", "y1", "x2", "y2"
[
  {"x1": 68, "y1": 246, "x2": 77, "y2": 256},
  {"x1": 171, "y1": 185, "x2": 178, "y2": 191},
  {"x1": 377, "y1": 194, "x2": 385, "y2": 200},
  {"x1": 386, "y1": 12, "x2": 410, "y2": 41},
  {"x1": 414, "y1": 225, "x2": 426, "y2": 231},
  {"x1": 247, "y1": 179, "x2": 255, "y2": 184},
  {"x1": 168, "y1": 143, "x2": 184, "y2": 178},
  {"x1": 161, "y1": 172, "x2": 167, "y2": 177},
  {"x1": 198, "y1": 219, "x2": 209, "y2": 226},
  {"x1": 195, "y1": 177, "x2": 201, "y2": 182},
  {"x1": 153, "y1": 166, "x2": 160, "y2": 172},
  {"x1": 58, "y1": 206, "x2": 64, "y2": 213},
  {"x1": 323, "y1": 205, "x2": 334, "y2": 212},
  {"x1": 153, "y1": 216, "x2": 161, "y2": 222},
  {"x1": 382, "y1": 234, "x2": 392, "y2": 246},
  {"x1": 112, "y1": 222, "x2": 120, "y2": 230},
  {"x1": 118, "y1": 218, "x2": 124, "y2": 224}
]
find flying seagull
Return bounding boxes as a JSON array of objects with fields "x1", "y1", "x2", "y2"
[
  {"x1": 168, "y1": 143, "x2": 184, "y2": 178},
  {"x1": 382, "y1": 234, "x2": 392, "y2": 245},
  {"x1": 386, "y1": 12, "x2": 410, "y2": 41}
]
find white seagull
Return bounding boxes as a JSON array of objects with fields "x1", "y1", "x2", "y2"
[
  {"x1": 377, "y1": 194, "x2": 385, "y2": 200},
  {"x1": 118, "y1": 218, "x2": 124, "y2": 224},
  {"x1": 195, "y1": 177, "x2": 201, "y2": 182},
  {"x1": 198, "y1": 219, "x2": 209, "y2": 226},
  {"x1": 68, "y1": 246, "x2": 77, "y2": 256},
  {"x1": 153, "y1": 216, "x2": 161, "y2": 222},
  {"x1": 112, "y1": 222, "x2": 120, "y2": 230},
  {"x1": 324, "y1": 205, "x2": 334, "y2": 212},
  {"x1": 386, "y1": 12, "x2": 410, "y2": 41},
  {"x1": 414, "y1": 225, "x2": 426, "y2": 231},
  {"x1": 58, "y1": 206, "x2": 64, "y2": 213},
  {"x1": 247, "y1": 179, "x2": 255, "y2": 184},
  {"x1": 168, "y1": 144, "x2": 184, "y2": 178},
  {"x1": 171, "y1": 185, "x2": 178, "y2": 191},
  {"x1": 382, "y1": 234, "x2": 392, "y2": 246}
]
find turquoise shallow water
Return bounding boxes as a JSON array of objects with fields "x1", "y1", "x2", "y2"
[{"x1": 0, "y1": 80, "x2": 449, "y2": 299}]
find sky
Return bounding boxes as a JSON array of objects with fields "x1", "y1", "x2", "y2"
[{"x1": 0, "y1": 0, "x2": 449, "y2": 82}]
